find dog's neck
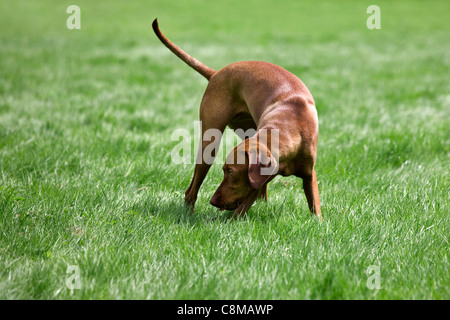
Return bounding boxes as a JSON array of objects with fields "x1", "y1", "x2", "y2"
[{"x1": 252, "y1": 125, "x2": 300, "y2": 177}]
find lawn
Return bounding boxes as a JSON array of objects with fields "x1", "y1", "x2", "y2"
[{"x1": 0, "y1": 0, "x2": 448, "y2": 299}]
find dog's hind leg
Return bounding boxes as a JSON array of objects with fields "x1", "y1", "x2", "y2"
[
  {"x1": 184, "y1": 90, "x2": 232, "y2": 211},
  {"x1": 184, "y1": 135, "x2": 223, "y2": 210}
]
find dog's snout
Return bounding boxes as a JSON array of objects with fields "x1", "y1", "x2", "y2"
[{"x1": 210, "y1": 193, "x2": 221, "y2": 208}]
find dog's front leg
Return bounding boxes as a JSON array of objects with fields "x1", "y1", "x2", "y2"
[{"x1": 302, "y1": 170, "x2": 322, "y2": 221}]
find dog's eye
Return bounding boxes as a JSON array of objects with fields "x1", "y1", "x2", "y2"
[{"x1": 227, "y1": 169, "x2": 233, "y2": 176}]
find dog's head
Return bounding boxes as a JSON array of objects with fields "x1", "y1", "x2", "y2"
[{"x1": 210, "y1": 137, "x2": 278, "y2": 213}]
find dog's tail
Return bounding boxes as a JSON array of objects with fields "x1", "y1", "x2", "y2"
[{"x1": 152, "y1": 19, "x2": 216, "y2": 80}]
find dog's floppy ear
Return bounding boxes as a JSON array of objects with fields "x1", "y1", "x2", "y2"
[{"x1": 246, "y1": 146, "x2": 278, "y2": 190}]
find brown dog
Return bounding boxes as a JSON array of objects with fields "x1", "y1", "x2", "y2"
[{"x1": 152, "y1": 19, "x2": 322, "y2": 221}]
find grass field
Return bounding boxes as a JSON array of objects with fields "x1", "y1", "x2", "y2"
[{"x1": 0, "y1": 0, "x2": 449, "y2": 299}]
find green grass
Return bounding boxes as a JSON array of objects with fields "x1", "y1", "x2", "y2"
[{"x1": 0, "y1": 0, "x2": 449, "y2": 299}]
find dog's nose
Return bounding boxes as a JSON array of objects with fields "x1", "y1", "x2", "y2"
[{"x1": 210, "y1": 194, "x2": 221, "y2": 208}]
